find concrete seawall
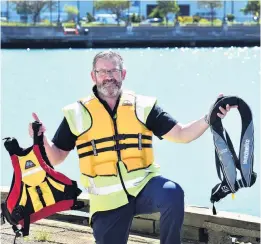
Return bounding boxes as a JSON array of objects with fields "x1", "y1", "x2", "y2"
[
  {"x1": 1, "y1": 25, "x2": 260, "y2": 48},
  {"x1": 1, "y1": 186, "x2": 260, "y2": 244}
]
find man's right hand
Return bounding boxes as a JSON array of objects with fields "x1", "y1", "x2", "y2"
[
  {"x1": 29, "y1": 112, "x2": 46, "y2": 137},
  {"x1": 28, "y1": 113, "x2": 69, "y2": 166}
]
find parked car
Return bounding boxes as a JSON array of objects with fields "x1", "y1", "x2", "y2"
[
  {"x1": 63, "y1": 24, "x2": 89, "y2": 35},
  {"x1": 140, "y1": 18, "x2": 163, "y2": 26},
  {"x1": 63, "y1": 27, "x2": 79, "y2": 35},
  {"x1": 144, "y1": 18, "x2": 163, "y2": 23}
]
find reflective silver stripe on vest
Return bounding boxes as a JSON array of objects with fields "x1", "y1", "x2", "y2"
[
  {"x1": 86, "y1": 173, "x2": 150, "y2": 195},
  {"x1": 22, "y1": 166, "x2": 44, "y2": 178}
]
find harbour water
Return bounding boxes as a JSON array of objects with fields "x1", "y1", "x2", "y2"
[{"x1": 1, "y1": 47, "x2": 260, "y2": 217}]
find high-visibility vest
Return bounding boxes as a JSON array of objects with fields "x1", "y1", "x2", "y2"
[
  {"x1": 63, "y1": 91, "x2": 161, "y2": 220},
  {"x1": 1, "y1": 122, "x2": 84, "y2": 239}
]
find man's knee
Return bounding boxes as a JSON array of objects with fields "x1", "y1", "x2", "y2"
[{"x1": 161, "y1": 181, "x2": 184, "y2": 210}]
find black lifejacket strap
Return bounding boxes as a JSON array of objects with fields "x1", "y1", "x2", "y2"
[
  {"x1": 64, "y1": 181, "x2": 85, "y2": 210},
  {"x1": 32, "y1": 121, "x2": 43, "y2": 146},
  {"x1": 1, "y1": 212, "x2": 5, "y2": 225},
  {"x1": 1, "y1": 203, "x2": 17, "y2": 226},
  {"x1": 79, "y1": 143, "x2": 152, "y2": 158},
  {"x1": 12, "y1": 225, "x2": 21, "y2": 244},
  {"x1": 11, "y1": 212, "x2": 30, "y2": 243},
  {"x1": 77, "y1": 134, "x2": 152, "y2": 150},
  {"x1": 2, "y1": 121, "x2": 44, "y2": 157},
  {"x1": 224, "y1": 129, "x2": 240, "y2": 169},
  {"x1": 21, "y1": 208, "x2": 30, "y2": 237},
  {"x1": 212, "y1": 203, "x2": 217, "y2": 215},
  {"x1": 4, "y1": 207, "x2": 30, "y2": 244}
]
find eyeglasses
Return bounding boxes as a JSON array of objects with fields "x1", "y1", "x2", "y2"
[{"x1": 94, "y1": 69, "x2": 122, "y2": 77}]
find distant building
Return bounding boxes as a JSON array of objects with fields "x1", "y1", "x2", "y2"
[
  {"x1": 0, "y1": 0, "x2": 254, "y2": 23},
  {"x1": 130, "y1": 0, "x2": 252, "y2": 22}
]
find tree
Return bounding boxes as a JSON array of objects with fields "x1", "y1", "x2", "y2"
[
  {"x1": 149, "y1": 1, "x2": 179, "y2": 26},
  {"x1": 149, "y1": 6, "x2": 163, "y2": 19},
  {"x1": 198, "y1": 0, "x2": 222, "y2": 25},
  {"x1": 94, "y1": 0, "x2": 131, "y2": 25},
  {"x1": 14, "y1": 0, "x2": 56, "y2": 24},
  {"x1": 231, "y1": 0, "x2": 234, "y2": 14},
  {"x1": 241, "y1": 0, "x2": 260, "y2": 19},
  {"x1": 57, "y1": 0, "x2": 61, "y2": 25},
  {"x1": 64, "y1": 5, "x2": 79, "y2": 22},
  {"x1": 130, "y1": 13, "x2": 141, "y2": 23},
  {"x1": 6, "y1": 0, "x2": 9, "y2": 22},
  {"x1": 226, "y1": 14, "x2": 235, "y2": 22},
  {"x1": 86, "y1": 12, "x2": 95, "y2": 23}
]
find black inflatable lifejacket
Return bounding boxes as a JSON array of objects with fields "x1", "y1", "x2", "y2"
[{"x1": 209, "y1": 96, "x2": 257, "y2": 214}]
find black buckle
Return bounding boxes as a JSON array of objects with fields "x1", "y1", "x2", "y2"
[
  {"x1": 114, "y1": 144, "x2": 127, "y2": 151},
  {"x1": 12, "y1": 225, "x2": 22, "y2": 237},
  {"x1": 71, "y1": 201, "x2": 85, "y2": 210},
  {"x1": 113, "y1": 134, "x2": 125, "y2": 141},
  {"x1": 114, "y1": 144, "x2": 120, "y2": 151}
]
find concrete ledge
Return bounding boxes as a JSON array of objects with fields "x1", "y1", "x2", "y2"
[
  {"x1": 131, "y1": 218, "x2": 155, "y2": 235},
  {"x1": 1, "y1": 187, "x2": 260, "y2": 244},
  {"x1": 203, "y1": 222, "x2": 260, "y2": 238},
  {"x1": 185, "y1": 206, "x2": 260, "y2": 231}
]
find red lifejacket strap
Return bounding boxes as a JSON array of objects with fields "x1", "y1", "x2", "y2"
[
  {"x1": 18, "y1": 199, "x2": 74, "y2": 226},
  {"x1": 7, "y1": 155, "x2": 22, "y2": 213}
]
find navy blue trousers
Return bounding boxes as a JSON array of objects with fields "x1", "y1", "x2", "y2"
[{"x1": 92, "y1": 176, "x2": 184, "y2": 244}]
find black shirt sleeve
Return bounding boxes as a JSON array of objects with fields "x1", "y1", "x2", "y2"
[
  {"x1": 145, "y1": 103, "x2": 178, "y2": 139},
  {"x1": 52, "y1": 118, "x2": 77, "y2": 151}
]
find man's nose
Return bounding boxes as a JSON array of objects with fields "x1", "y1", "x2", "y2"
[{"x1": 104, "y1": 71, "x2": 114, "y2": 78}]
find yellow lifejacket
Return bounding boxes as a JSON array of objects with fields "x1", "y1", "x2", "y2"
[{"x1": 63, "y1": 90, "x2": 161, "y2": 220}]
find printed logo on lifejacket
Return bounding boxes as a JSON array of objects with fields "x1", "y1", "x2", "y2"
[
  {"x1": 243, "y1": 139, "x2": 250, "y2": 165},
  {"x1": 25, "y1": 160, "x2": 36, "y2": 169},
  {"x1": 221, "y1": 185, "x2": 230, "y2": 193},
  {"x1": 122, "y1": 100, "x2": 132, "y2": 106}
]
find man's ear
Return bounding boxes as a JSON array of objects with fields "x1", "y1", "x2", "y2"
[
  {"x1": 91, "y1": 71, "x2": 96, "y2": 82},
  {"x1": 121, "y1": 69, "x2": 127, "y2": 80}
]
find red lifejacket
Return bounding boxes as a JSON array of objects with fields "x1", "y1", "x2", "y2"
[{"x1": 1, "y1": 121, "x2": 84, "y2": 240}]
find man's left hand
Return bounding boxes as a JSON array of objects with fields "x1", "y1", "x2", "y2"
[{"x1": 216, "y1": 93, "x2": 238, "y2": 119}]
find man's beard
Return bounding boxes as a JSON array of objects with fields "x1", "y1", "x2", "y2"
[{"x1": 97, "y1": 79, "x2": 122, "y2": 98}]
